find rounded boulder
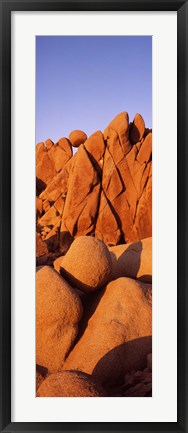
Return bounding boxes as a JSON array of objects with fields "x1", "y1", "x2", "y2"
[
  {"x1": 69, "y1": 130, "x2": 87, "y2": 148},
  {"x1": 37, "y1": 370, "x2": 107, "y2": 397},
  {"x1": 64, "y1": 277, "x2": 152, "y2": 387},
  {"x1": 60, "y1": 236, "x2": 112, "y2": 293},
  {"x1": 36, "y1": 266, "x2": 83, "y2": 372}
]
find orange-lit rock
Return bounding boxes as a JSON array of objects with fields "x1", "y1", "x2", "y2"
[
  {"x1": 69, "y1": 130, "x2": 87, "y2": 147},
  {"x1": 63, "y1": 277, "x2": 152, "y2": 386},
  {"x1": 109, "y1": 237, "x2": 152, "y2": 283},
  {"x1": 60, "y1": 236, "x2": 112, "y2": 293},
  {"x1": 37, "y1": 370, "x2": 107, "y2": 397},
  {"x1": 36, "y1": 266, "x2": 83, "y2": 372}
]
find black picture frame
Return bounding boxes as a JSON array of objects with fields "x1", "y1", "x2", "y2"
[{"x1": 0, "y1": 0, "x2": 187, "y2": 432}]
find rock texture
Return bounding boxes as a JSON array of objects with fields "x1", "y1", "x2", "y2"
[
  {"x1": 36, "y1": 112, "x2": 152, "y2": 262},
  {"x1": 63, "y1": 277, "x2": 152, "y2": 387},
  {"x1": 37, "y1": 370, "x2": 107, "y2": 397},
  {"x1": 69, "y1": 130, "x2": 87, "y2": 147},
  {"x1": 36, "y1": 266, "x2": 83, "y2": 372},
  {"x1": 36, "y1": 111, "x2": 152, "y2": 397},
  {"x1": 109, "y1": 237, "x2": 152, "y2": 283},
  {"x1": 60, "y1": 236, "x2": 112, "y2": 293}
]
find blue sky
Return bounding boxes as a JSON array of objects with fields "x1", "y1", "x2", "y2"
[{"x1": 36, "y1": 36, "x2": 152, "y2": 144}]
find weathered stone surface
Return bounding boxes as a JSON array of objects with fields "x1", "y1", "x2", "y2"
[
  {"x1": 62, "y1": 142, "x2": 102, "y2": 238},
  {"x1": 36, "y1": 266, "x2": 83, "y2": 372},
  {"x1": 69, "y1": 130, "x2": 87, "y2": 147},
  {"x1": 45, "y1": 220, "x2": 61, "y2": 252},
  {"x1": 95, "y1": 113, "x2": 152, "y2": 244},
  {"x1": 60, "y1": 236, "x2": 112, "y2": 293},
  {"x1": 37, "y1": 205, "x2": 61, "y2": 238},
  {"x1": 40, "y1": 158, "x2": 72, "y2": 203},
  {"x1": 53, "y1": 255, "x2": 64, "y2": 273},
  {"x1": 37, "y1": 370, "x2": 107, "y2": 397},
  {"x1": 109, "y1": 237, "x2": 152, "y2": 283},
  {"x1": 36, "y1": 364, "x2": 48, "y2": 391},
  {"x1": 48, "y1": 141, "x2": 72, "y2": 173},
  {"x1": 129, "y1": 113, "x2": 145, "y2": 145},
  {"x1": 58, "y1": 137, "x2": 73, "y2": 155},
  {"x1": 36, "y1": 111, "x2": 152, "y2": 253},
  {"x1": 36, "y1": 143, "x2": 56, "y2": 193},
  {"x1": 36, "y1": 197, "x2": 43, "y2": 219},
  {"x1": 45, "y1": 139, "x2": 54, "y2": 150},
  {"x1": 63, "y1": 277, "x2": 152, "y2": 386},
  {"x1": 104, "y1": 111, "x2": 132, "y2": 157},
  {"x1": 36, "y1": 233, "x2": 48, "y2": 258}
]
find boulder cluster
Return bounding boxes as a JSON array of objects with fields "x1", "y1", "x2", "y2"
[
  {"x1": 36, "y1": 112, "x2": 152, "y2": 264},
  {"x1": 36, "y1": 111, "x2": 152, "y2": 397}
]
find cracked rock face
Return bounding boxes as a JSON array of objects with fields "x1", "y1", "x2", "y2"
[
  {"x1": 63, "y1": 277, "x2": 152, "y2": 387},
  {"x1": 36, "y1": 111, "x2": 152, "y2": 263}
]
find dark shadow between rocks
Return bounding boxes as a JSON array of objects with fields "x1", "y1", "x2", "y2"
[
  {"x1": 36, "y1": 177, "x2": 47, "y2": 194},
  {"x1": 72, "y1": 286, "x2": 106, "y2": 346},
  {"x1": 129, "y1": 123, "x2": 141, "y2": 145},
  {"x1": 92, "y1": 336, "x2": 152, "y2": 391},
  {"x1": 60, "y1": 266, "x2": 111, "y2": 294}
]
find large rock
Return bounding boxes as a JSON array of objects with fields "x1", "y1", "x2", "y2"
[
  {"x1": 37, "y1": 370, "x2": 107, "y2": 397},
  {"x1": 48, "y1": 139, "x2": 72, "y2": 173},
  {"x1": 36, "y1": 266, "x2": 83, "y2": 372},
  {"x1": 109, "y1": 237, "x2": 152, "y2": 283},
  {"x1": 36, "y1": 233, "x2": 48, "y2": 258},
  {"x1": 69, "y1": 130, "x2": 87, "y2": 147},
  {"x1": 129, "y1": 113, "x2": 145, "y2": 144},
  {"x1": 63, "y1": 277, "x2": 152, "y2": 387},
  {"x1": 62, "y1": 132, "x2": 105, "y2": 239},
  {"x1": 36, "y1": 142, "x2": 56, "y2": 193},
  {"x1": 60, "y1": 236, "x2": 112, "y2": 293},
  {"x1": 95, "y1": 113, "x2": 152, "y2": 244}
]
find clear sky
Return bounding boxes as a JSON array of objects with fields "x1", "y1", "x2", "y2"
[{"x1": 36, "y1": 36, "x2": 152, "y2": 144}]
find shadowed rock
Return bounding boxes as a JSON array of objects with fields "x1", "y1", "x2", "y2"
[
  {"x1": 63, "y1": 277, "x2": 152, "y2": 386},
  {"x1": 109, "y1": 237, "x2": 152, "y2": 283}
]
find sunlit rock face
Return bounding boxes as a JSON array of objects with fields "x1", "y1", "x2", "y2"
[{"x1": 36, "y1": 111, "x2": 152, "y2": 263}]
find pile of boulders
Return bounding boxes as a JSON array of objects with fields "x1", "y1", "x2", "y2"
[
  {"x1": 36, "y1": 111, "x2": 152, "y2": 397},
  {"x1": 36, "y1": 112, "x2": 152, "y2": 265},
  {"x1": 36, "y1": 236, "x2": 152, "y2": 397}
]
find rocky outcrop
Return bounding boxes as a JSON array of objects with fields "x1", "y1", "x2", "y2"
[
  {"x1": 36, "y1": 112, "x2": 152, "y2": 261},
  {"x1": 36, "y1": 111, "x2": 152, "y2": 397},
  {"x1": 36, "y1": 266, "x2": 83, "y2": 372}
]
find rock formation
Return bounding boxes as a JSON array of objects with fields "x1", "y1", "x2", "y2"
[
  {"x1": 36, "y1": 111, "x2": 152, "y2": 397},
  {"x1": 36, "y1": 266, "x2": 83, "y2": 371},
  {"x1": 36, "y1": 112, "x2": 152, "y2": 264},
  {"x1": 63, "y1": 277, "x2": 152, "y2": 387}
]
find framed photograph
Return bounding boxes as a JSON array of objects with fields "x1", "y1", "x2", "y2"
[{"x1": 0, "y1": 0, "x2": 187, "y2": 432}]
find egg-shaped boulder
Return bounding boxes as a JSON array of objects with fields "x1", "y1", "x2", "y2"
[
  {"x1": 60, "y1": 236, "x2": 112, "y2": 293},
  {"x1": 69, "y1": 130, "x2": 87, "y2": 148}
]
